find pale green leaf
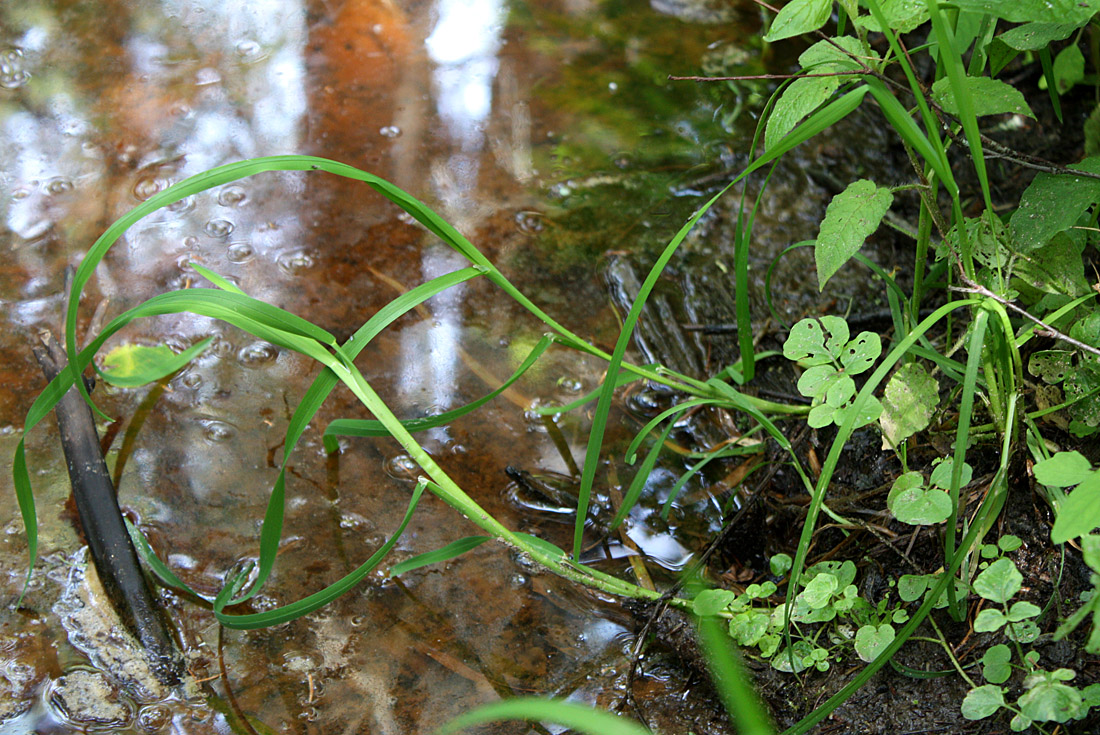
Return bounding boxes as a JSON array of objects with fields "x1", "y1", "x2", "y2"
[
  {"x1": 100, "y1": 339, "x2": 213, "y2": 387},
  {"x1": 1033, "y1": 451, "x2": 1093, "y2": 487},
  {"x1": 854, "y1": 0, "x2": 928, "y2": 33},
  {"x1": 947, "y1": 0, "x2": 1099, "y2": 24},
  {"x1": 693, "y1": 588, "x2": 737, "y2": 616},
  {"x1": 879, "y1": 362, "x2": 939, "y2": 447},
  {"x1": 1052, "y1": 471, "x2": 1100, "y2": 543},
  {"x1": 973, "y1": 557, "x2": 1023, "y2": 604},
  {"x1": 854, "y1": 623, "x2": 895, "y2": 662},
  {"x1": 930, "y1": 76, "x2": 1034, "y2": 119},
  {"x1": 815, "y1": 179, "x2": 894, "y2": 289},
  {"x1": 962, "y1": 684, "x2": 1005, "y2": 720},
  {"x1": 764, "y1": 0, "x2": 833, "y2": 42}
]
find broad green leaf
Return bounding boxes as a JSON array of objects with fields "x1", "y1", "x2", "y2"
[
  {"x1": 1029, "y1": 350, "x2": 1073, "y2": 385},
  {"x1": 1053, "y1": 44, "x2": 1085, "y2": 94},
  {"x1": 764, "y1": 0, "x2": 833, "y2": 42},
  {"x1": 388, "y1": 536, "x2": 490, "y2": 577},
  {"x1": 1013, "y1": 233, "x2": 1090, "y2": 300},
  {"x1": 999, "y1": 22, "x2": 1078, "y2": 51},
  {"x1": 854, "y1": 624, "x2": 895, "y2": 662},
  {"x1": 973, "y1": 557, "x2": 1023, "y2": 604},
  {"x1": 854, "y1": 0, "x2": 928, "y2": 33},
  {"x1": 888, "y1": 478, "x2": 953, "y2": 525},
  {"x1": 930, "y1": 457, "x2": 973, "y2": 490},
  {"x1": 765, "y1": 37, "x2": 868, "y2": 150},
  {"x1": 1052, "y1": 471, "x2": 1100, "y2": 543},
  {"x1": 982, "y1": 645, "x2": 1012, "y2": 684},
  {"x1": 1033, "y1": 451, "x2": 1093, "y2": 487},
  {"x1": 729, "y1": 611, "x2": 770, "y2": 646},
  {"x1": 880, "y1": 362, "x2": 939, "y2": 447},
  {"x1": 838, "y1": 332, "x2": 881, "y2": 374},
  {"x1": 974, "y1": 608, "x2": 1007, "y2": 632},
  {"x1": 1087, "y1": 104, "x2": 1100, "y2": 158},
  {"x1": 1011, "y1": 158, "x2": 1100, "y2": 252},
  {"x1": 815, "y1": 180, "x2": 894, "y2": 289},
  {"x1": 947, "y1": 0, "x2": 1100, "y2": 24},
  {"x1": 930, "y1": 76, "x2": 1034, "y2": 119},
  {"x1": 962, "y1": 684, "x2": 1005, "y2": 720},
  {"x1": 784, "y1": 316, "x2": 847, "y2": 364},
  {"x1": 831, "y1": 394, "x2": 882, "y2": 429},
  {"x1": 1008, "y1": 600, "x2": 1042, "y2": 621},
  {"x1": 99, "y1": 338, "x2": 213, "y2": 387},
  {"x1": 799, "y1": 572, "x2": 838, "y2": 608},
  {"x1": 693, "y1": 588, "x2": 737, "y2": 616},
  {"x1": 437, "y1": 698, "x2": 652, "y2": 735},
  {"x1": 897, "y1": 574, "x2": 928, "y2": 602},
  {"x1": 1019, "y1": 676, "x2": 1087, "y2": 723}
]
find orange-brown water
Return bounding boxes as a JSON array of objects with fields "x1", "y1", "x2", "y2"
[{"x1": 0, "y1": 0, "x2": 770, "y2": 731}]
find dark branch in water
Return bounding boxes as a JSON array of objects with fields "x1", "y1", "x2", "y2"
[{"x1": 33, "y1": 330, "x2": 184, "y2": 686}]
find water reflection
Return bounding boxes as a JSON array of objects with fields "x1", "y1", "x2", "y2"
[{"x1": 0, "y1": 0, "x2": 745, "y2": 732}]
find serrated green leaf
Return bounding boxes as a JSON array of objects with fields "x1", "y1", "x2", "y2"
[
  {"x1": 763, "y1": 0, "x2": 833, "y2": 42},
  {"x1": 815, "y1": 180, "x2": 894, "y2": 289},
  {"x1": 1052, "y1": 471, "x2": 1100, "y2": 543},
  {"x1": 880, "y1": 362, "x2": 939, "y2": 447},
  {"x1": 948, "y1": 0, "x2": 1100, "y2": 24},
  {"x1": 999, "y1": 22, "x2": 1078, "y2": 51},
  {"x1": 974, "y1": 557, "x2": 1023, "y2": 604},
  {"x1": 930, "y1": 76, "x2": 1034, "y2": 119},
  {"x1": 1033, "y1": 451, "x2": 1093, "y2": 487},
  {"x1": 765, "y1": 37, "x2": 869, "y2": 150},
  {"x1": 854, "y1": 0, "x2": 928, "y2": 33},
  {"x1": 1010, "y1": 157, "x2": 1100, "y2": 252}
]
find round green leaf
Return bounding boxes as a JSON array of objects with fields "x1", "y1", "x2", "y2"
[
  {"x1": 962, "y1": 684, "x2": 1005, "y2": 720},
  {"x1": 973, "y1": 558, "x2": 1023, "y2": 604},
  {"x1": 854, "y1": 623, "x2": 895, "y2": 662}
]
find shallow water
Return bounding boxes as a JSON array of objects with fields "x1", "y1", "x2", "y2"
[{"x1": 0, "y1": 0, "x2": 906, "y2": 732}]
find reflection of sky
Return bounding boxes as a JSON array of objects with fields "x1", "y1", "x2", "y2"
[{"x1": 402, "y1": 0, "x2": 506, "y2": 412}]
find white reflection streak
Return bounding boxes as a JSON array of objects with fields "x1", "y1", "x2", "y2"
[{"x1": 406, "y1": 0, "x2": 505, "y2": 412}]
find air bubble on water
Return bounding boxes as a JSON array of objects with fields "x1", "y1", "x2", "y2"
[
  {"x1": 380, "y1": 125, "x2": 401, "y2": 138},
  {"x1": 199, "y1": 419, "x2": 237, "y2": 443},
  {"x1": 181, "y1": 371, "x2": 202, "y2": 389},
  {"x1": 132, "y1": 177, "x2": 164, "y2": 201},
  {"x1": 238, "y1": 341, "x2": 278, "y2": 367},
  {"x1": 11, "y1": 186, "x2": 31, "y2": 200},
  {"x1": 397, "y1": 211, "x2": 417, "y2": 226},
  {"x1": 0, "y1": 48, "x2": 29, "y2": 89},
  {"x1": 383, "y1": 454, "x2": 420, "y2": 482},
  {"x1": 277, "y1": 249, "x2": 315, "y2": 275},
  {"x1": 46, "y1": 177, "x2": 73, "y2": 195},
  {"x1": 204, "y1": 219, "x2": 234, "y2": 238},
  {"x1": 136, "y1": 704, "x2": 171, "y2": 732},
  {"x1": 514, "y1": 211, "x2": 544, "y2": 234},
  {"x1": 226, "y1": 241, "x2": 254, "y2": 263},
  {"x1": 167, "y1": 195, "x2": 194, "y2": 213},
  {"x1": 234, "y1": 39, "x2": 263, "y2": 61},
  {"x1": 556, "y1": 376, "x2": 583, "y2": 393},
  {"x1": 217, "y1": 185, "x2": 247, "y2": 207}
]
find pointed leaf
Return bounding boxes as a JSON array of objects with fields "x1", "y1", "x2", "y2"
[{"x1": 815, "y1": 180, "x2": 894, "y2": 289}]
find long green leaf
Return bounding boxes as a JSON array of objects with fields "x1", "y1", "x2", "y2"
[
  {"x1": 389, "y1": 536, "x2": 491, "y2": 577},
  {"x1": 926, "y1": 0, "x2": 992, "y2": 212},
  {"x1": 323, "y1": 334, "x2": 555, "y2": 446},
  {"x1": 437, "y1": 699, "x2": 652, "y2": 735}
]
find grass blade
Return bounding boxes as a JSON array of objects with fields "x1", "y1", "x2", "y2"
[
  {"x1": 389, "y1": 536, "x2": 491, "y2": 577},
  {"x1": 437, "y1": 698, "x2": 652, "y2": 735}
]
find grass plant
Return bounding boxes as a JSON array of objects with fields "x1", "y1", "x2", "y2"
[{"x1": 13, "y1": 0, "x2": 1100, "y2": 731}]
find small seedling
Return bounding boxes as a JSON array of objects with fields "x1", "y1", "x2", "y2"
[
  {"x1": 782, "y1": 316, "x2": 883, "y2": 428},
  {"x1": 887, "y1": 457, "x2": 971, "y2": 526}
]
